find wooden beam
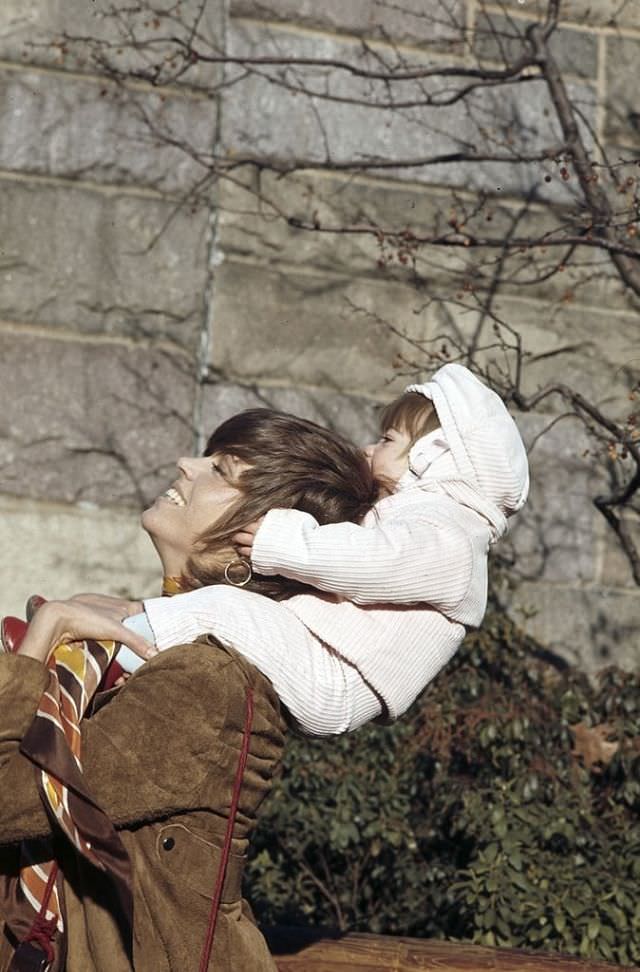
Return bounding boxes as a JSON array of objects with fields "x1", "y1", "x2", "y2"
[{"x1": 265, "y1": 927, "x2": 637, "y2": 972}]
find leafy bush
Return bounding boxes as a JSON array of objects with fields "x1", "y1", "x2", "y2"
[{"x1": 248, "y1": 610, "x2": 640, "y2": 966}]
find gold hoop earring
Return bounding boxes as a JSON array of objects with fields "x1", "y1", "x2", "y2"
[{"x1": 224, "y1": 558, "x2": 252, "y2": 588}]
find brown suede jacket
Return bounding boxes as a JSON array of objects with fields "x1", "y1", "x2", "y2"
[{"x1": 0, "y1": 639, "x2": 286, "y2": 972}]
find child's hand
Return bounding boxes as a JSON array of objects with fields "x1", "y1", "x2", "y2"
[{"x1": 233, "y1": 517, "x2": 265, "y2": 559}]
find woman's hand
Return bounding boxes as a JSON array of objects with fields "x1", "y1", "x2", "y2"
[
  {"x1": 233, "y1": 517, "x2": 265, "y2": 559},
  {"x1": 18, "y1": 599, "x2": 155, "y2": 666},
  {"x1": 68, "y1": 593, "x2": 144, "y2": 617}
]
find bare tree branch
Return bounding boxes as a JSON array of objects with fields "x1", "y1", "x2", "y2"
[{"x1": 46, "y1": 0, "x2": 640, "y2": 584}]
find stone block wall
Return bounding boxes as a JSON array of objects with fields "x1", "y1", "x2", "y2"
[{"x1": 0, "y1": 0, "x2": 638, "y2": 670}]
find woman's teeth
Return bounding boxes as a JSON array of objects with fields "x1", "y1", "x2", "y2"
[{"x1": 164, "y1": 487, "x2": 186, "y2": 507}]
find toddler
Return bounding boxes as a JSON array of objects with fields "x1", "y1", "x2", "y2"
[{"x1": 119, "y1": 363, "x2": 529, "y2": 735}]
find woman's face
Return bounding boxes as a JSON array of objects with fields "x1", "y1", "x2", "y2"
[{"x1": 141, "y1": 454, "x2": 247, "y2": 575}]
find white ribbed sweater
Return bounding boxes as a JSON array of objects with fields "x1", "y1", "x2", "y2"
[
  {"x1": 143, "y1": 364, "x2": 529, "y2": 722},
  {"x1": 247, "y1": 486, "x2": 490, "y2": 719},
  {"x1": 143, "y1": 486, "x2": 489, "y2": 721}
]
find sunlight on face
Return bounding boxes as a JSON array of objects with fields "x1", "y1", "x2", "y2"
[
  {"x1": 363, "y1": 427, "x2": 412, "y2": 486},
  {"x1": 141, "y1": 454, "x2": 248, "y2": 576}
]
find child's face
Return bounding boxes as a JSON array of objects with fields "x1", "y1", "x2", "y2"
[{"x1": 364, "y1": 426, "x2": 412, "y2": 486}]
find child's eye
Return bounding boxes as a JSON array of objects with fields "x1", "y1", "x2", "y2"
[{"x1": 211, "y1": 460, "x2": 222, "y2": 475}]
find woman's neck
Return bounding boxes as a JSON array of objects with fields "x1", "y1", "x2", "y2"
[{"x1": 162, "y1": 576, "x2": 184, "y2": 597}]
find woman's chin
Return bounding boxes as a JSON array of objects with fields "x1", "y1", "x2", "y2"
[
  {"x1": 140, "y1": 504, "x2": 156, "y2": 534},
  {"x1": 140, "y1": 503, "x2": 168, "y2": 548},
  {"x1": 140, "y1": 509, "x2": 187, "y2": 577}
]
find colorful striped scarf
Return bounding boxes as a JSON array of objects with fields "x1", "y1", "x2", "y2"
[
  {"x1": 11, "y1": 639, "x2": 134, "y2": 970},
  {"x1": 9, "y1": 579, "x2": 183, "y2": 969}
]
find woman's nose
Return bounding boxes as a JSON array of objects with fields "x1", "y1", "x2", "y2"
[{"x1": 177, "y1": 456, "x2": 200, "y2": 479}]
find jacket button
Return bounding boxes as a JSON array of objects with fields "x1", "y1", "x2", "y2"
[{"x1": 162, "y1": 837, "x2": 175, "y2": 851}]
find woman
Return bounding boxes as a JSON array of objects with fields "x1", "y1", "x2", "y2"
[{"x1": 0, "y1": 409, "x2": 376, "y2": 972}]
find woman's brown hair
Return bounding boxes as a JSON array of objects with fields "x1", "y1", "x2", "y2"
[{"x1": 182, "y1": 409, "x2": 377, "y2": 598}]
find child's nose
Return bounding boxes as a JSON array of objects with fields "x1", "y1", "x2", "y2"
[{"x1": 363, "y1": 444, "x2": 375, "y2": 465}]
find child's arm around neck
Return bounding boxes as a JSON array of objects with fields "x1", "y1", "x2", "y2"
[{"x1": 251, "y1": 502, "x2": 476, "y2": 610}]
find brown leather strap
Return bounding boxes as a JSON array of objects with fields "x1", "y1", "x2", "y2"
[{"x1": 200, "y1": 686, "x2": 254, "y2": 972}]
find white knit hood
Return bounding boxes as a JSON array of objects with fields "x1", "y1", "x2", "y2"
[{"x1": 400, "y1": 363, "x2": 529, "y2": 542}]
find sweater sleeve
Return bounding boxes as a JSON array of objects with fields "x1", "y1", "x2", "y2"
[
  {"x1": 0, "y1": 653, "x2": 53, "y2": 841},
  {"x1": 142, "y1": 585, "x2": 291, "y2": 654},
  {"x1": 142, "y1": 590, "x2": 224, "y2": 653},
  {"x1": 251, "y1": 507, "x2": 474, "y2": 610}
]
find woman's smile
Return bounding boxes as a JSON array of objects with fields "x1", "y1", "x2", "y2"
[
  {"x1": 142, "y1": 454, "x2": 248, "y2": 575},
  {"x1": 162, "y1": 486, "x2": 186, "y2": 507}
]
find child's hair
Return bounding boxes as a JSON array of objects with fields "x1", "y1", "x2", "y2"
[
  {"x1": 182, "y1": 409, "x2": 377, "y2": 598},
  {"x1": 379, "y1": 391, "x2": 440, "y2": 447}
]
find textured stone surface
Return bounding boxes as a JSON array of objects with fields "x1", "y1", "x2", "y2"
[
  {"x1": 207, "y1": 259, "x2": 424, "y2": 394},
  {"x1": 598, "y1": 509, "x2": 640, "y2": 589},
  {"x1": 200, "y1": 379, "x2": 380, "y2": 448},
  {"x1": 498, "y1": 0, "x2": 640, "y2": 30},
  {"x1": 504, "y1": 243, "x2": 640, "y2": 316},
  {"x1": 218, "y1": 169, "x2": 468, "y2": 278},
  {"x1": 473, "y1": 12, "x2": 598, "y2": 78},
  {"x1": 604, "y1": 35, "x2": 640, "y2": 145},
  {"x1": 0, "y1": 0, "x2": 225, "y2": 88},
  {"x1": 0, "y1": 69, "x2": 217, "y2": 191},
  {"x1": 0, "y1": 333, "x2": 197, "y2": 506},
  {"x1": 437, "y1": 294, "x2": 639, "y2": 406},
  {"x1": 207, "y1": 249, "x2": 637, "y2": 406},
  {"x1": 510, "y1": 581, "x2": 640, "y2": 673},
  {"x1": 217, "y1": 170, "x2": 639, "y2": 314},
  {"x1": 562, "y1": 0, "x2": 640, "y2": 27},
  {"x1": 0, "y1": 495, "x2": 160, "y2": 619},
  {"x1": 231, "y1": 0, "x2": 466, "y2": 48},
  {"x1": 506, "y1": 414, "x2": 603, "y2": 585},
  {"x1": 222, "y1": 22, "x2": 596, "y2": 198},
  {"x1": 0, "y1": 179, "x2": 210, "y2": 346}
]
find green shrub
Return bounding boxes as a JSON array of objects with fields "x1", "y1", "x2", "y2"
[{"x1": 247, "y1": 610, "x2": 640, "y2": 965}]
